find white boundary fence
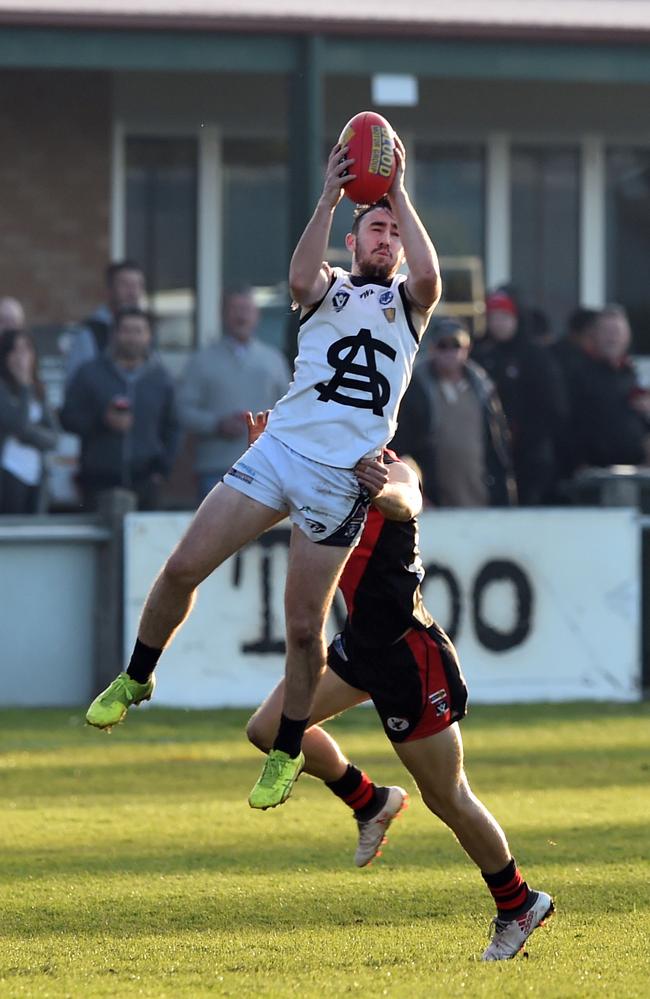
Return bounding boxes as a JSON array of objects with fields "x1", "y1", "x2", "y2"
[{"x1": 124, "y1": 508, "x2": 641, "y2": 707}]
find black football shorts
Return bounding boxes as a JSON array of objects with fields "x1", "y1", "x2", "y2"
[{"x1": 328, "y1": 621, "x2": 468, "y2": 743}]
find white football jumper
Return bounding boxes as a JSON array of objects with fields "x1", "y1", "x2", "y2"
[{"x1": 266, "y1": 268, "x2": 422, "y2": 469}]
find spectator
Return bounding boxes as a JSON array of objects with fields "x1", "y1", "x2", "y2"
[
  {"x1": 177, "y1": 287, "x2": 291, "y2": 503},
  {"x1": 554, "y1": 306, "x2": 600, "y2": 380},
  {"x1": 472, "y1": 289, "x2": 567, "y2": 505},
  {"x1": 568, "y1": 305, "x2": 650, "y2": 470},
  {"x1": 552, "y1": 307, "x2": 600, "y2": 479},
  {"x1": 61, "y1": 307, "x2": 179, "y2": 511},
  {"x1": 65, "y1": 260, "x2": 146, "y2": 384},
  {"x1": 392, "y1": 318, "x2": 516, "y2": 507},
  {"x1": 0, "y1": 297, "x2": 26, "y2": 334},
  {"x1": 0, "y1": 329, "x2": 58, "y2": 513}
]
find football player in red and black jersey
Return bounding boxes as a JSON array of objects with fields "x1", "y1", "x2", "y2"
[{"x1": 246, "y1": 411, "x2": 553, "y2": 961}]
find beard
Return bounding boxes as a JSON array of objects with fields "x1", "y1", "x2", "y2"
[{"x1": 356, "y1": 254, "x2": 395, "y2": 282}]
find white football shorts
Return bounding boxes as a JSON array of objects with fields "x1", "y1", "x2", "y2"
[{"x1": 223, "y1": 432, "x2": 369, "y2": 547}]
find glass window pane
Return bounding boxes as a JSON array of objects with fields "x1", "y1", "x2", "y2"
[
  {"x1": 606, "y1": 148, "x2": 650, "y2": 353},
  {"x1": 222, "y1": 139, "x2": 289, "y2": 352},
  {"x1": 510, "y1": 146, "x2": 579, "y2": 335},
  {"x1": 126, "y1": 137, "x2": 198, "y2": 350},
  {"x1": 415, "y1": 145, "x2": 485, "y2": 258}
]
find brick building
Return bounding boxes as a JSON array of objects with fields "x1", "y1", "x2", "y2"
[{"x1": 1, "y1": 0, "x2": 650, "y2": 357}]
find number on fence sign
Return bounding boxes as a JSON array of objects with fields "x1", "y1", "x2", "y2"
[{"x1": 423, "y1": 558, "x2": 534, "y2": 651}]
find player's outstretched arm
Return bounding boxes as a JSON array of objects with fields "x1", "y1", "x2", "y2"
[
  {"x1": 387, "y1": 137, "x2": 441, "y2": 316},
  {"x1": 289, "y1": 143, "x2": 356, "y2": 308},
  {"x1": 354, "y1": 456, "x2": 422, "y2": 522}
]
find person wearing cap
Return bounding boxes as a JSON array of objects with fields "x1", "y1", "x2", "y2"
[
  {"x1": 472, "y1": 289, "x2": 567, "y2": 505},
  {"x1": 392, "y1": 317, "x2": 516, "y2": 507}
]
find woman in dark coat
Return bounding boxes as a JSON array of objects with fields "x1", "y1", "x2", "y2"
[{"x1": 0, "y1": 329, "x2": 58, "y2": 513}]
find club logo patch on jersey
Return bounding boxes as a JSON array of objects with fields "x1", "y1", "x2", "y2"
[
  {"x1": 332, "y1": 290, "x2": 351, "y2": 312},
  {"x1": 387, "y1": 717, "x2": 410, "y2": 732},
  {"x1": 360, "y1": 288, "x2": 374, "y2": 300},
  {"x1": 314, "y1": 327, "x2": 397, "y2": 416},
  {"x1": 382, "y1": 308, "x2": 396, "y2": 323},
  {"x1": 379, "y1": 290, "x2": 394, "y2": 306}
]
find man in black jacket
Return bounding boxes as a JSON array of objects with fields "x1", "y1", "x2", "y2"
[
  {"x1": 472, "y1": 291, "x2": 567, "y2": 505},
  {"x1": 61, "y1": 307, "x2": 180, "y2": 510},
  {"x1": 568, "y1": 305, "x2": 650, "y2": 470},
  {"x1": 392, "y1": 318, "x2": 516, "y2": 507}
]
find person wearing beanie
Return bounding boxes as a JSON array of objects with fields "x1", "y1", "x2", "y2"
[{"x1": 472, "y1": 289, "x2": 568, "y2": 504}]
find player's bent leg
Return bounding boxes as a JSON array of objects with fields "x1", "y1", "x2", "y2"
[
  {"x1": 247, "y1": 668, "x2": 406, "y2": 865},
  {"x1": 87, "y1": 484, "x2": 284, "y2": 731},
  {"x1": 247, "y1": 664, "x2": 367, "y2": 810},
  {"x1": 247, "y1": 668, "x2": 370, "y2": 781},
  {"x1": 140, "y1": 483, "x2": 285, "y2": 649},
  {"x1": 394, "y1": 724, "x2": 553, "y2": 959}
]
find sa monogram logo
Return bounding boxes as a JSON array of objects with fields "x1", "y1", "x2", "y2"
[{"x1": 315, "y1": 328, "x2": 396, "y2": 416}]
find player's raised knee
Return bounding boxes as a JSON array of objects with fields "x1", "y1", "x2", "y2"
[{"x1": 245, "y1": 711, "x2": 273, "y2": 752}]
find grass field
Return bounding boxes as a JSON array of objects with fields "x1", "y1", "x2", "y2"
[{"x1": 1, "y1": 701, "x2": 649, "y2": 998}]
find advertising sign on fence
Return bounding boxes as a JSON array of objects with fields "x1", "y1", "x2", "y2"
[{"x1": 124, "y1": 508, "x2": 641, "y2": 706}]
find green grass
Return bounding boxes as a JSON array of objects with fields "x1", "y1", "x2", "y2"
[{"x1": 1, "y1": 702, "x2": 649, "y2": 998}]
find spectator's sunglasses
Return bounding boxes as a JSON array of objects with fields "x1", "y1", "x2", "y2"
[{"x1": 434, "y1": 338, "x2": 465, "y2": 350}]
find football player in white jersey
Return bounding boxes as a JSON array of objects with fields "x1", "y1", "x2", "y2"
[{"x1": 85, "y1": 134, "x2": 441, "y2": 812}]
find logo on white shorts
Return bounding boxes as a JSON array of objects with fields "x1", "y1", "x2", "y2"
[
  {"x1": 387, "y1": 717, "x2": 410, "y2": 732},
  {"x1": 305, "y1": 518, "x2": 327, "y2": 534}
]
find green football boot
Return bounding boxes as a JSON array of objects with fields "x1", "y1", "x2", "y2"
[
  {"x1": 85, "y1": 672, "x2": 155, "y2": 731},
  {"x1": 248, "y1": 748, "x2": 305, "y2": 809}
]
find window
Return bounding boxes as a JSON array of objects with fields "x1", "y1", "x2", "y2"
[
  {"x1": 606, "y1": 148, "x2": 650, "y2": 353},
  {"x1": 222, "y1": 139, "x2": 289, "y2": 352},
  {"x1": 415, "y1": 145, "x2": 485, "y2": 258},
  {"x1": 126, "y1": 137, "x2": 198, "y2": 350},
  {"x1": 510, "y1": 146, "x2": 579, "y2": 335}
]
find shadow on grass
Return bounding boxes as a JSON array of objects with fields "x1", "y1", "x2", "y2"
[
  {"x1": 1, "y1": 740, "x2": 648, "y2": 798},
  {"x1": 0, "y1": 815, "x2": 647, "y2": 884},
  {"x1": 1, "y1": 701, "x2": 648, "y2": 745},
  {"x1": 3, "y1": 864, "x2": 648, "y2": 940}
]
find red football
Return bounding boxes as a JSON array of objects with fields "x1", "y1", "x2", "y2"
[{"x1": 338, "y1": 110, "x2": 397, "y2": 205}]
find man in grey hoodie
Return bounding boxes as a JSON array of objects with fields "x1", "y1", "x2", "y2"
[
  {"x1": 61, "y1": 307, "x2": 180, "y2": 510},
  {"x1": 177, "y1": 287, "x2": 291, "y2": 502}
]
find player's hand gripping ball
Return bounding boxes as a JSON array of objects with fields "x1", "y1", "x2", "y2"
[{"x1": 338, "y1": 110, "x2": 397, "y2": 205}]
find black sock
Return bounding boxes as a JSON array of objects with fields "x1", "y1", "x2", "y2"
[
  {"x1": 326, "y1": 764, "x2": 387, "y2": 821},
  {"x1": 127, "y1": 638, "x2": 162, "y2": 684},
  {"x1": 272, "y1": 713, "x2": 308, "y2": 758}
]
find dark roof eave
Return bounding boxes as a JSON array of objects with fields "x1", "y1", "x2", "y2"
[{"x1": 0, "y1": 11, "x2": 647, "y2": 46}]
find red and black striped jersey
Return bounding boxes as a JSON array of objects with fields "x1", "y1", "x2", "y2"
[{"x1": 338, "y1": 452, "x2": 433, "y2": 647}]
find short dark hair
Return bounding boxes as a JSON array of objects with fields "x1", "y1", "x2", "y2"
[
  {"x1": 567, "y1": 306, "x2": 599, "y2": 336},
  {"x1": 351, "y1": 197, "x2": 393, "y2": 235},
  {"x1": 105, "y1": 260, "x2": 143, "y2": 286},
  {"x1": 114, "y1": 306, "x2": 153, "y2": 330}
]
